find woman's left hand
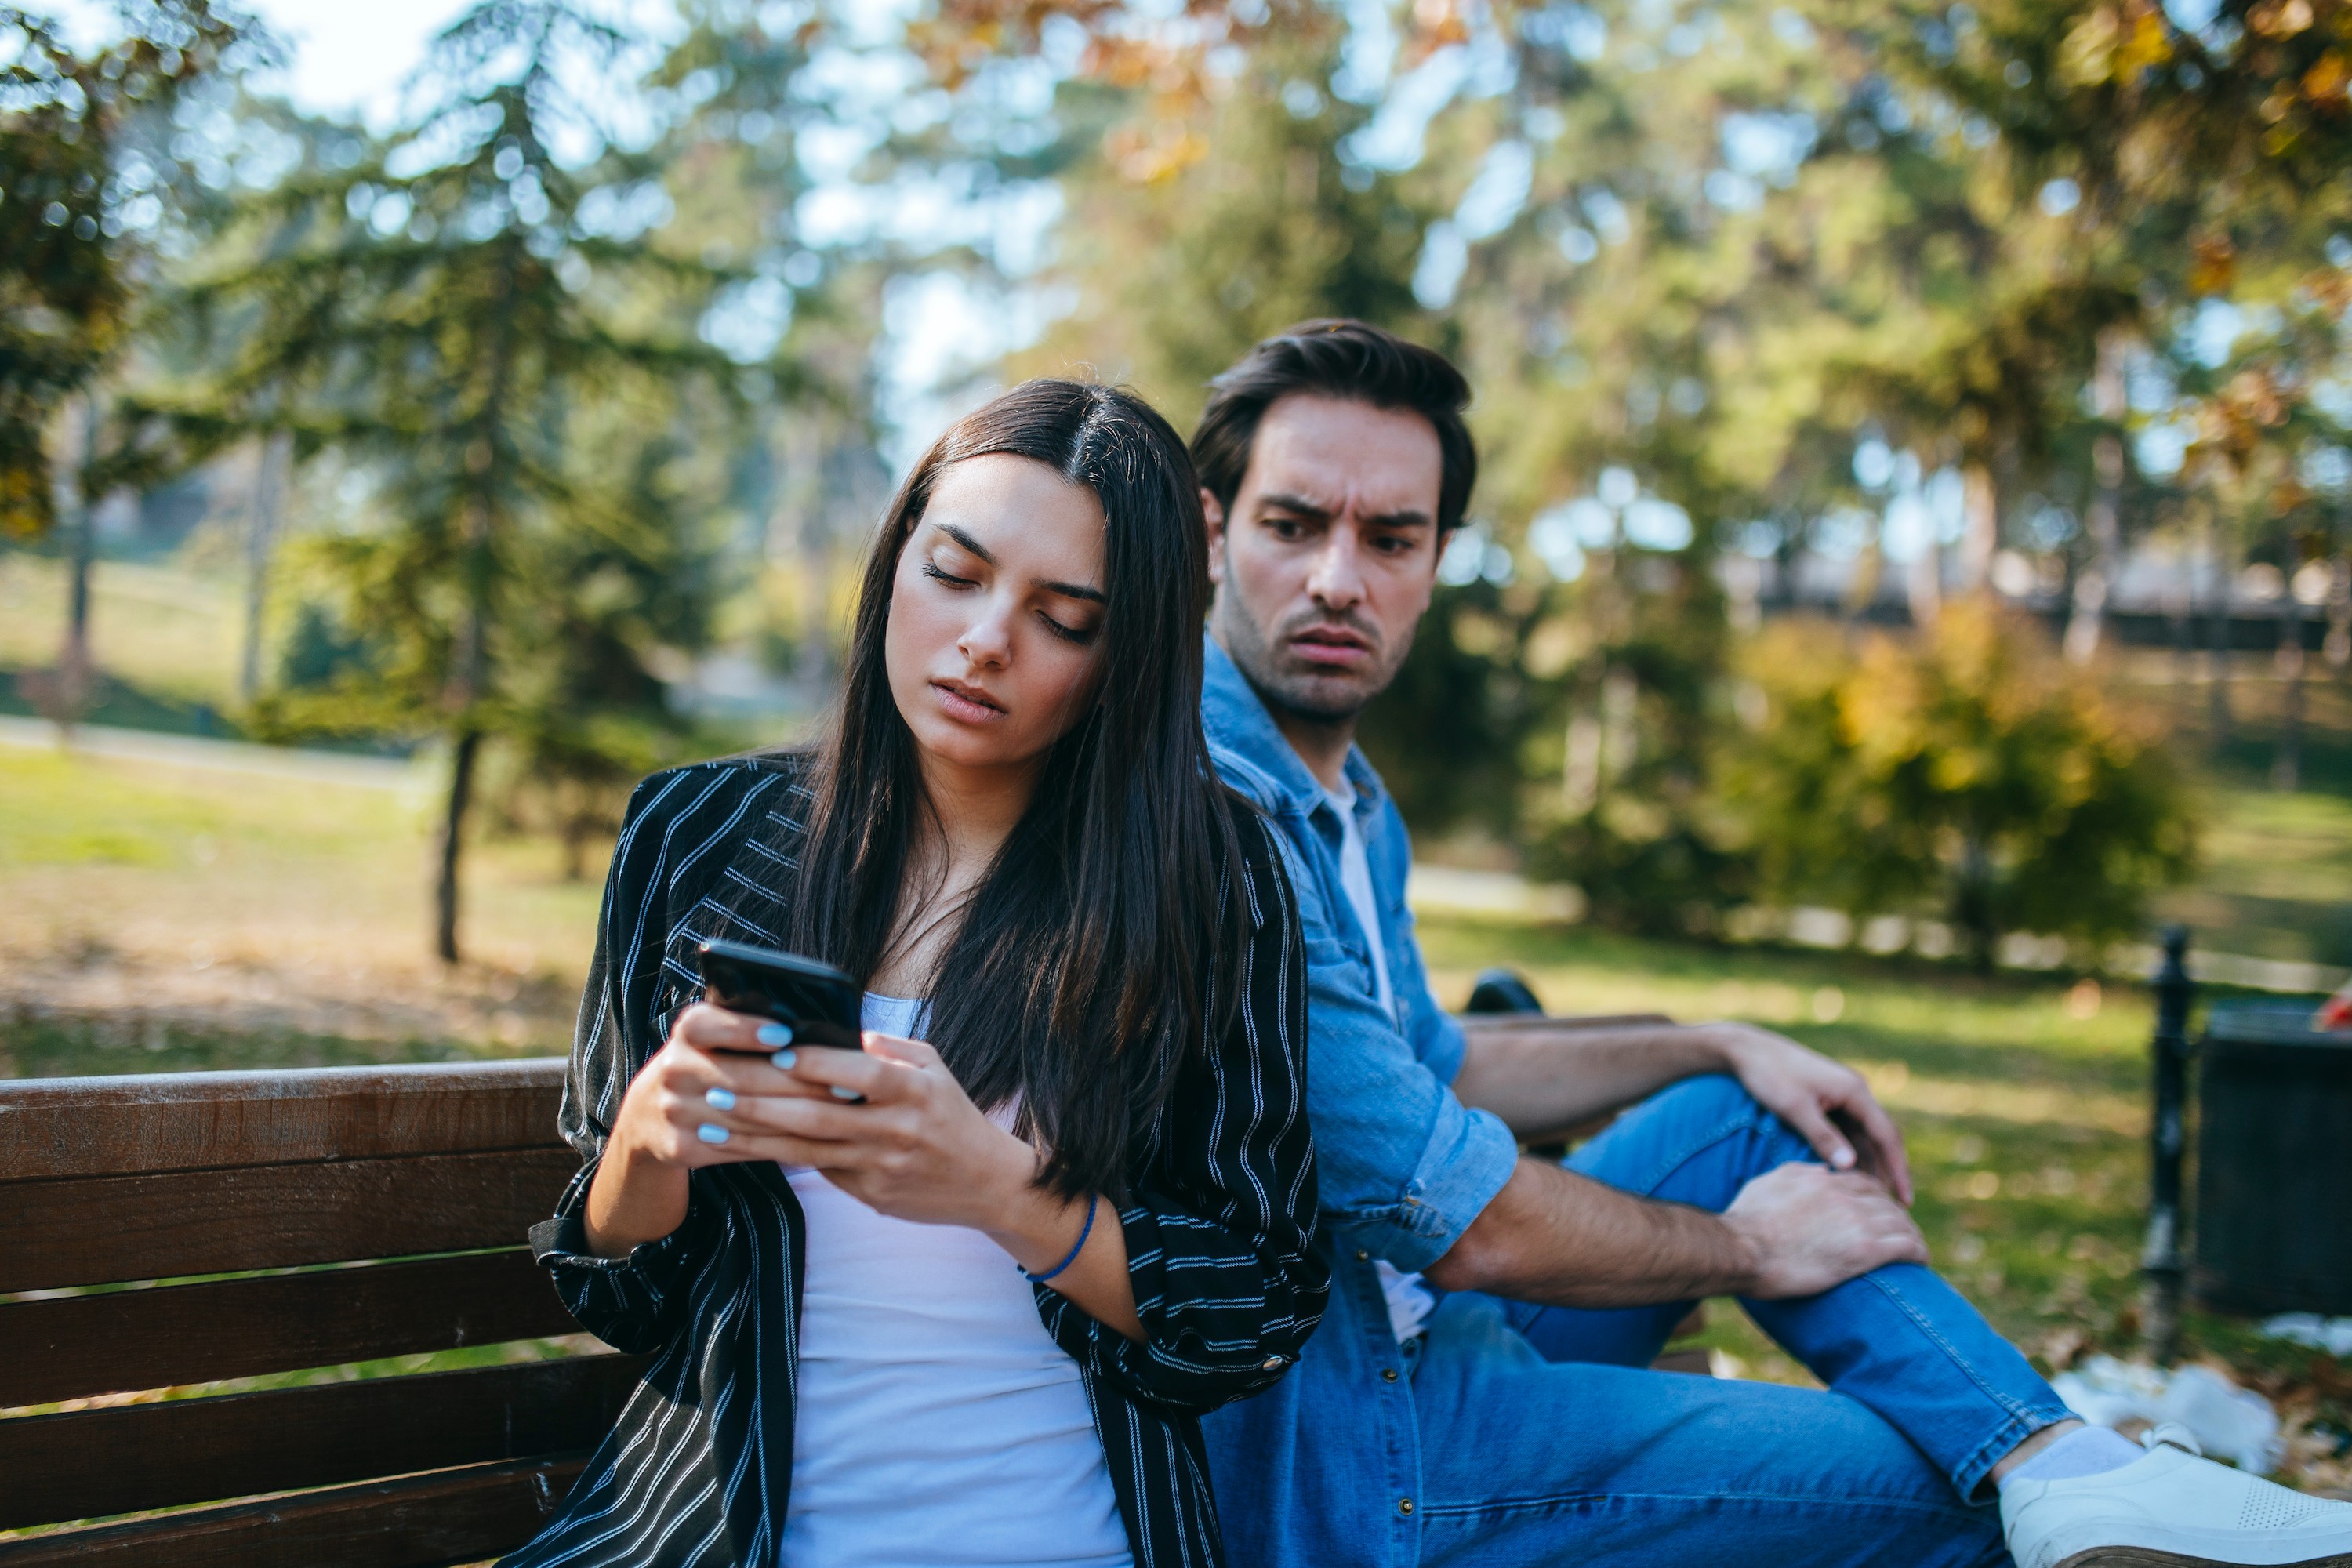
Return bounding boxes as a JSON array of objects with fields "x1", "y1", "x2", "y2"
[
  {"x1": 746, "y1": 1033, "x2": 1040, "y2": 1231},
  {"x1": 750, "y1": 1033, "x2": 1144, "y2": 1338}
]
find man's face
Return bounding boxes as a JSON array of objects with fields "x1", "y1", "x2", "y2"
[{"x1": 1206, "y1": 394, "x2": 1445, "y2": 725}]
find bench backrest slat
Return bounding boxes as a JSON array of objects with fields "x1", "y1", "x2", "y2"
[
  {"x1": 0, "y1": 1060, "x2": 566, "y2": 1181},
  {"x1": 0, "y1": 1249, "x2": 582, "y2": 1407},
  {"x1": 0, "y1": 1456, "x2": 588, "y2": 1568},
  {"x1": 2, "y1": 1147, "x2": 581, "y2": 1292},
  {"x1": 0, "y1": 1357, "x2": 643, "y2": 1533}
]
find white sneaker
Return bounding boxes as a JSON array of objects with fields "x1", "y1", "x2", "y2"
[{"x1": 2002, "y1": 1428, "x2": 2352, "y2": 1568}]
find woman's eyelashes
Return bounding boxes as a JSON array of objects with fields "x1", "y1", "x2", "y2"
[
  {"x1": 927, "y1": 558, "x2": 1098, "y2": 645},
  {"x1": 1037, "y1": 609, "x2": 1098, "y2": 645}
]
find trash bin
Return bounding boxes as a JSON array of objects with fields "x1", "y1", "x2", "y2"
[{"x1": 2192, "y1": 1000, "x2": 2352, "y2": 1316}]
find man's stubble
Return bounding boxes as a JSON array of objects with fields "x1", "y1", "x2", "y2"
[{"x1": 1208, "y1": 570, "x2": 1420, "y2": 744}]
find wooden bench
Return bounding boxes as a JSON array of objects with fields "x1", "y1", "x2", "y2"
[{"x1": 0, "y1": 1060, "x2": 638, "y2": 1566}]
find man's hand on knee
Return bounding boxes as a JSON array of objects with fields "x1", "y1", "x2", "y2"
[
  {"x1": 1722, "y1": 1163, "x2": 1929, "y2": 1299},
  {"x1": 1700, "y1": 1023, "x2": 1914, "y2": 1204}
]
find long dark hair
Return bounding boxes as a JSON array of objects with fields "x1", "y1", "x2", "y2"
[{"x1": 784, "y1": 379, "x2": 1244, "y2": 1200}]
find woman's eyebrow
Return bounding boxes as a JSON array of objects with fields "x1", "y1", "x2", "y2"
[
  {"x1": 935, "y1": 521, "x2": 996, "y2": 564},
  {"x1": 938, "y1": 520, "x2": 1102, "y2": 602}
]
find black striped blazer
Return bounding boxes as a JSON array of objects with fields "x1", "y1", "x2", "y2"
[{"x1": 502, "y1": 755, "x2": 1327, "y2": 1568}]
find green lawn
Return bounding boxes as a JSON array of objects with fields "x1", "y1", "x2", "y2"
[
  {"x1": 2155, "y1": 787, "x2": 2352, "y2": 968},
  {"x1": 0, "y1": 552, "x2": 248, "y2": 713},
  {"x1": 0, "y1": 744, "x2": 601, "y2": 1080}
]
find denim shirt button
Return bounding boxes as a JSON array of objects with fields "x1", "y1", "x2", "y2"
[
  {"x1": 1381, "y1": 1367, "x2": 1399, "y2": 1382},
  {"x1": 1355, "y1": 1248, "x2": 1370, "y2": 1261},
  {"x1": 1397, "y1": 1499, "x2": 1415, "y2": 1517}
]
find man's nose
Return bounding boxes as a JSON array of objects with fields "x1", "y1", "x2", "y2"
[{"x1": 1305, "y1": 528, "x2": 1367, "y2": 612}]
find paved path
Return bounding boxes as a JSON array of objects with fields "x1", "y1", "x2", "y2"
[{"x1": 0, "y1": 714, "x2": 429, "y2": 793}]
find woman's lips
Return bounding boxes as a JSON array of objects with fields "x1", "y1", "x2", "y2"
[{"x1": 931, "y1": 681, "x2": 1006, "y2": 724}]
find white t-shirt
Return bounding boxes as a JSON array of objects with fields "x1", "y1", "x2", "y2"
[
  {"x1": 1319, "y1": 777, "x2": 1438, "y2": 1347},
  {"x1": 780, "y1": 993, "x2": 1132, "y2": 1568}
]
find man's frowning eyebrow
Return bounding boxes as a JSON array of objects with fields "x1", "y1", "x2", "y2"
[
  {"x1": 1254, "y1": 492, "x2": 1434, "y2": 532},
  {"x1": 937, "y1": 521, "x2": 1105, "y2": 603}
]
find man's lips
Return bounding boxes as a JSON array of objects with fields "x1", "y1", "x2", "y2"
[
  {"x1": 1287, "y1": 628, "x2": 1374, "y2": 668},
  {"x1": 931, "y1": 679, "x2": 1006, "y2": 723}
]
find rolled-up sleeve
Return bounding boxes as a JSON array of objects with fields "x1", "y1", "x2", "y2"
[{"x1": 1287, "y1": 834, "x2": 1519, "y2": 1273}]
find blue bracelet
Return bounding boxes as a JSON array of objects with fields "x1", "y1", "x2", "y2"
[{"x1": 1024, "y1": 1194, "x2": 1097, "y2": 1283}]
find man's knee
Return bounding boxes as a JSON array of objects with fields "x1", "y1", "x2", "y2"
[
  {"x1": 1591, "y1": 1071, "x2": 1822, "y2": 1186},
  {"x1": 1632, "y1": 1070, "x2": 1779, "y2": 1137}
]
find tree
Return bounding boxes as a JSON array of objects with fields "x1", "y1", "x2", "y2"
[
  {"x1": 178, "y1": 0, "x2": 753, "y2": 962},
  {"x1": 1, "y1": 2, "x2": 253, "y2": 728}
]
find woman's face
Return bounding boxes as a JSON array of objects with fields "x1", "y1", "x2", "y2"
[{"x1": 885, "y1": 453, "x2": 1109, "y2": 778}]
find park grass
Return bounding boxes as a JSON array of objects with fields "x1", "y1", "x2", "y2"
[
  {"x1": 0, "y1": 552, "x2": 246, "y2": 712},
  {"x1": 2156, "y1": 786, "x2": 2352, "y2": 967},
  {"x1": 0, "y1": 743, "x2": 601, "y2": 1078}
]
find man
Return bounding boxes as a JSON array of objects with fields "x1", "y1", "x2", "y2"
[{"x1": 1192, "y1": 319, "x2": 2352, "y2": 1568}]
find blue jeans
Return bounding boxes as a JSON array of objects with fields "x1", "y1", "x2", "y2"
[{"x1": 1410, "y1": 1074, "x2": 2070, "y2": 1567}]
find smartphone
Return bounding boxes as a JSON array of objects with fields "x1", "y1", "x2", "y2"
[{"x1": 695, "y1": 938, "x2": 862, "y2": 1051}]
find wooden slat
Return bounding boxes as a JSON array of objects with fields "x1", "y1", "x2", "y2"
[
  {"x1": 0, "y1": 1250, "x2": 584, "y2": 1407},
  {"x1": 0, "y1": 1454, "x2": 586, "y2": 1568},
  {"x1": 0, "y1": 1356, "x2": 643, "y2": 1532},
  {"x1": 0, "y1": 1148, "x2": 580, "y2": 1292},
  {"x1": 0, "y1": 1060, "x2": 567, "y2": 1183}
]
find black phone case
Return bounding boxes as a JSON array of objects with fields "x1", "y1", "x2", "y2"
[{"x1": 695, "y1": 938, "x2": 862, "y2": 1049}]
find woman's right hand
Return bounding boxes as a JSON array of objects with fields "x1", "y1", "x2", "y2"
[{"x1": 585, "y1": 1003, "x2": 826, "y2": 1254}]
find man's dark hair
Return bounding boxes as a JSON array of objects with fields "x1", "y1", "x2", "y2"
[{"x1": 1191, "y1": 318, "x2": 1477, "y2": 533}]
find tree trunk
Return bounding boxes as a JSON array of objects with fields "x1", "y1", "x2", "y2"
[
  {"x1": 2274, "y1": 610, "x2": 2305, "y2": 793},
  {"x1": 2207, "y1": 526, "x2": 2233, "y2": 739},
  {"x1": 1955, "y1": 833, "x2": 1997, "y2": 975},
  {"x1": 1957, "y1": 459, "x2": 1998, "y2": 593},
  {"x1": 239, "y1": 434, "x2": 287, "y2": 706},
  {"x1": 53, "y1": 394, "x2": 100, "y2": 733},
  {"x1": 1907, "y1": 532, "x2": 1942, "y2": 631},
  {"x1": 435, "y1": 728, "x2": 481, "y2": 965},
  {"x1": 2326, "y1": 556, "x2": 2350, "y2": 674},
  {"x1": 2064, "y1": 333, "x2": 2129, "y2": 666}
]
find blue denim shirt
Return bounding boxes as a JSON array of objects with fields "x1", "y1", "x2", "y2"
[{"x1": 1199, "y1": 636, "x2": 1522, "y2": 1566}]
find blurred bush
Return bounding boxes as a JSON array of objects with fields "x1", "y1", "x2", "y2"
[{"x1": 1718, "y1": 601, "x2": 2200, "y2": 967}]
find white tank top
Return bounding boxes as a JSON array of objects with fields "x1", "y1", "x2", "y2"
[{"x1": 779, "y1": 994, "x2": 1132, "y2": 1567}]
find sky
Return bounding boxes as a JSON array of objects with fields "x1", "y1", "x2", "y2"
[
  {"x1": 235, "y1": 0, "x2": 476, "y2": 123},
  {"x1": 51, "y1": 0, "x2": 668, "y2": 126}
]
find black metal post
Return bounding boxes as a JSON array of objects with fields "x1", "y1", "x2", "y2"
[{"x1": 2141, "y1": 926, "x2": 2194, "y2": 1363}]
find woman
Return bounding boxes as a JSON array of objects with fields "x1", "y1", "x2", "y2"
[{"x1": 504, "y1": 380, "x2": 1326, "y2": 1568}]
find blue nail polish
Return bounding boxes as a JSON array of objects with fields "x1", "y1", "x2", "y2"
[
  {"x1": 704, "y1": 1087, "x2": 737, "y2": 1112},
  {"x1": 757, "y1": 1023, "x2": 794, "y2": 1047},
  {"x1": 771, "y1": 1048, "x2": 797, "y2": 1071},
  {"x1": 696, "y1": 1123, "x2": 730, "y2": 1145},
  {"x1": 829, "y1": 1085, "x2": 862, "y2": 1102}
]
